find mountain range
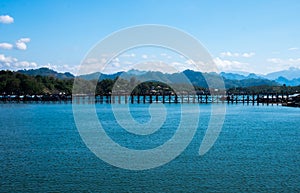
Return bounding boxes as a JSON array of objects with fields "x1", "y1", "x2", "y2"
[
  {"x1": 220, "y1": 67, "x2": 300, "y2": 86},
  {"x1": 15, "y1": 67, "x2": 300, "y2": 88}
]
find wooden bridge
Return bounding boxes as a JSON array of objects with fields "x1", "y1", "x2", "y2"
[{"x1": 0, "y1": 93, "x2": 293, "y2": 106}]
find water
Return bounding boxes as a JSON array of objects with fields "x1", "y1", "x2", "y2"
[{"x1": 0, "y1": 103, "x2": 299, "y2": 192}]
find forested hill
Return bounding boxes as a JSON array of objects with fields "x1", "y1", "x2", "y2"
[
  {"x1": 18, "y1": 68, "x2": 74, "y2": 79},
  {"x1": 1, "y1": 69, "x2": 299, "y2": 95},
  {"x1": 0, "y1": 70, "x2": 74, "y2": 95}
]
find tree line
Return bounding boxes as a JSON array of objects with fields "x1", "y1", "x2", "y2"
[{"x1": 0, "y1": 70, "x2": 299, "y2": 95}]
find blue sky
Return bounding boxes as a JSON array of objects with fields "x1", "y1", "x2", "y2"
[{"x1": 0, "y1": 0, "x2": 300, "y2": 74}]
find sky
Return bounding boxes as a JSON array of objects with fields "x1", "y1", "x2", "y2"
[{"x1": 0, "y1": 0, "x2": 300, "y2": 75}]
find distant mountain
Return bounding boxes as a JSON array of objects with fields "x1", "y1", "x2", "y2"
[
  {"x1": 264, "y1": 67, "x2": 300, "y2": 80},
  {"x1": 77, "y1": 72, "x2": 102, "y2": 80},
  {"x1": 224, "y1": 71, "x2": 251, "y2": 76},
  {"x1": 18, "y1": 68, "x2": 74, "y2": 79},
  {"x1": 78, "y1": 71, "x2": 124, "y2": 81},
  {"x1": 126, "y1": 69, "x2": 147, "y2": 76},
  {"x1": 225, "y1": 78, "x2": 278, "y2": 88},
  {"x1": 220, "y1": 72, "x2": 264, "y2": 80},
  {"x1": 246, "y1": 73, "x2": 263, "y2": 79},
  {"x1": 220, "y1": 72, "x2": 247, "y2": 80},
  {"x1": 221, "y1": 69, "x2": 300, "y2": 86},
  {"x1": 78, "y1": 69, "x2": 278, "y2": 88},
  {"x1": 275, "y1": 76, "x2": 300, "y2": 86}
]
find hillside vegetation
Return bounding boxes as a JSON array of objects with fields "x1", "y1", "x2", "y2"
[{"x1": 0, "y1": 69, "x2": 299, "y2": 95}]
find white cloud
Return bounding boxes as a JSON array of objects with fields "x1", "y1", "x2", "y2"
[
  {"x1": 0, "y1": 42, "x2": 13, "y2": 50},
  {"x1": 112, "y1": 57, "x2": 120, "y2": 63},
  {"x1": 0, "y1": 15, "x2": 14, "y2": 24},
  {"x1": 84, "y1": 57, "x2": 101, "y2": 64},
  {"x1": 0, "y1": 54, "x2": 37, "y2": 70},
  {"x1": 220, "y1": 52, "x2": 240, "y2": 57},
  {"x1": 0, "y1": 54, "x2": 17, "y2": 64},
  {"x1": 0, "y1": 38, "x2": 31, "y2": 50},
  {"x1": 288, "y1": 47, "x2": 299, "y2": 51},
  {"x1": 220, "y1": 51, "x2": 255, "y2": 58},
  {"x1": 267, "y1": 58, "x2": 300, "y2": 64},
  {"x1": 171, "y1": 61, "x2": 196, "y2": 72},
  {"x1": 128, "y1": 61, "x2": 178, "y2": 73},
  {"x1": 111, "y1": 57, "x2": 121, "y2": 68},
  {"x1": 41, "y1": 63, "x2": 79, "y2": 74},
  {"x1": 80, "y1": 56, "x2": 112, "y2": 74},
  {"x1": 213, "y1": 57, "x2": 249, "y2": 72},
  {"x1": 121, "y1": 53, "x2": 136, "y2": 58},
  {"x1": 123, "y1": 61, "x2": 133, "y2": 65},
  {"x1": 15, "y1": 38, "x2": 31, "y2": 50},
  {"x1": 15, "y1": 42, "x2": 27, "y2": 50},
  {"x1": 288, "y1": 58, "x2": 300, "y2": 63},
  {"x1": 14, "y1": 61, "x2": 38, "y2": 68},
  {"x1": 266, "y1": 57, "x2": 300, "y2": 70},
  {"x1": 241, "y1": 52, "x2": 255, "y2": 58},
  {"x1": 141, "y1": 54, "x2": 148, "y2": 59},
  {"x1": 267, "y1": 58, "x2": 281, "y2": 63},
  {"x1": 159, "y1": 53, "x2": 172, "y2": 59},
  {"x1": 18, "y1": 38, "x2": 30, "y2": 43},
  {"x1": 184, "y1": 59, "x2": 221, "y2": 72},
  {"x1": 185, "y1": 59, "x2": 194, "y2": 65}
]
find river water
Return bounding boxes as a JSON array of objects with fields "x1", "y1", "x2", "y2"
[{"x1": 0, "y1": 103, "x2": 299, "y2": 192}]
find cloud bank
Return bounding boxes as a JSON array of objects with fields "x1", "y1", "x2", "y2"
[
  {"x1": 220, "y1": 51, "x2": 255, "y2": 58},
  {"x1": 0, "y1": 54, "x2": 37, "y2": 70}
]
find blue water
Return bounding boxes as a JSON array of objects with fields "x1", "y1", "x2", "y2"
[{"x1": 0, "y1": 104, "x2": 299, "y2": 192}]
